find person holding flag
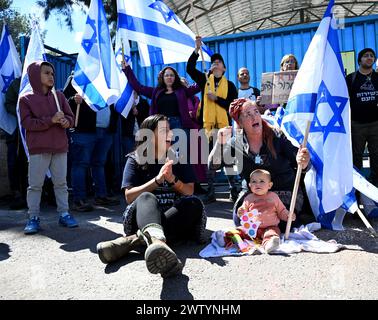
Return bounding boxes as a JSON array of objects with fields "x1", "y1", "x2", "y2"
[
  {"x1": 63, "y1": 74, "x2": 120, "y2": 212},
  {"x1": 19, "y1": 61, "x2": 78, "y2": 234},
  {"x1": 209, "y1": 98, "x2": 310, "y2": 232},
  {"x1": 187, "y1": 36, "x2": 239, "y2": 204},
  {"x1": 65, "y1": 0, "x2": 123, "y2": 212},
  {"x1": 121, "y1": 59, "x2": 201, "y2": 131}
]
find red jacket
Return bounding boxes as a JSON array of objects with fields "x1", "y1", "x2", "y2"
[{"x1": 19, "y1": 61, "x2": 73, "y2": 155}]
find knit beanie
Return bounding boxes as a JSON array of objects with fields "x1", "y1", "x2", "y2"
[{"x1": 357, "y1": 48, "x2": 376, "y2": 64}]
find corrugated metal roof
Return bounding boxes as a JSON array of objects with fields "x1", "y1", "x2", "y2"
[{"x1": 163, "y1": 0, "x2": 378, "y2": 36}]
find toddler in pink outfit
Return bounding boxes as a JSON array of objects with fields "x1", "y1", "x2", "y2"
[{"x1": 237, "y1": 169, "x2": 296, "y2": 253}]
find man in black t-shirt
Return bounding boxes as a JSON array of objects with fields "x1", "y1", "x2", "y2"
[{"x1": 346, "y1": 48, "x2": 378, "y2": 189}]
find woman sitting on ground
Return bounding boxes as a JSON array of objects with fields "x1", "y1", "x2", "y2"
[
  {"x1": 209, "y1": 98, "x2": 310, "y2": 230},
  {"x1": 96, "y1": 114, "x2": 207, "y2": 278}
]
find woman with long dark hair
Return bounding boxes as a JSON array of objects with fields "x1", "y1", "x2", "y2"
[
  {"x1": 96, "y1": 115, "x2": 206, "y2": 278},
  {"x1": 121, "y1": 60, "x2": 200, "y2": 131}
]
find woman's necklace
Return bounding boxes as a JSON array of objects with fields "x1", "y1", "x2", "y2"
[
  {"x1": 249, "y1": 141, "x2": 263, "y2": 164},
  {"x1": 255, "y1": 154, "x2": 262, "y2": 164}
]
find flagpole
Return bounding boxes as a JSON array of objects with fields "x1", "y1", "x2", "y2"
[
  {"x1": 51, "y1": 87, "x2": 62, "y2": 112},
  {"x1": 285, "y1": 120, "x2": 311, "y2": 240},
  {"x1": 75, "y1": 104, "x2": 80, "y2": 127},
  {"x1": 121, "y1": 38, "x2": 126, "y2": 64},
  {"x1": 190, "y1": 1, "x2": 210, "y2": 88},
  {"x1": 356, "y1": 208, "x2": 377, "y2": 237}
]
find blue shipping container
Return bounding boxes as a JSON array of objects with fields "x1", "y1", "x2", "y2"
[{"x1": 130, "y1": 14, "x2": 378, "y2": 91}]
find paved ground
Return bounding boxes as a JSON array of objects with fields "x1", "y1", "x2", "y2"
[{"x1": 1, "y1": 186, "x2": 378, "y2": 301}]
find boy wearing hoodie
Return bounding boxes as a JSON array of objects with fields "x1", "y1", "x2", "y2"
[{"x1": 19, "y1": 61, "x2": 78, "y2": 234}]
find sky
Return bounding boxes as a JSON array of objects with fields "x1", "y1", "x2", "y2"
[{"x1": 11, "y1": 0, "x2": 87, "y2": 54}]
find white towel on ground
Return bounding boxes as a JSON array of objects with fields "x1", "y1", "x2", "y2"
[{"x1": 199, "y1": 223, "x2": 345, "y2": 258}]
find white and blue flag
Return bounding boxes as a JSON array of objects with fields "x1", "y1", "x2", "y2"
[
  {"x1": 73, "y1": 0, "x2": 121, "y2": 111},
  {"x1": 114, "y1": 24, "x2": 135, "y2": 118},
  {"x1": 281, "y1": 0, "x2": 353, "y2": 230},
  {"x1": 0, "y1": 23, "x2": 22, "y2": 135},
  {"x1": 17, "y1": 21, "x2": 47, "y2": 158},
  {"x1": 116, "y1": 0, "x2": 213, "y2": 66}
]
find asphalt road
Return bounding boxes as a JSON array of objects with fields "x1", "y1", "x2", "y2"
[{"x1": 1, "y1": 187, "x2": 378, "y2": 301}]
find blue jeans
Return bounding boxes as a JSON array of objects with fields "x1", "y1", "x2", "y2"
[{"x1": 70, "y1": 128, "x2": 113, "y2": 201}]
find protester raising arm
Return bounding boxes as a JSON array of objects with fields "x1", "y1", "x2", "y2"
[{"x1": 121, "y1": 60, "x2": 154, "y2": 99}]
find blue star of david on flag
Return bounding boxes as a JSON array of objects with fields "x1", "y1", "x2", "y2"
[
  {"x1": 310, "y1": 81, "x2": 348, "y2": 143},
  {"x1": 1, "y1": 72, "x2": 14, "y2": 93},
  {"x1": 149, "y1": 0, "x2": 180, "y2": 24},
  {"x1": 114, "y1": 47, "x2": 131, "y2": 69},
  {"x1": 82, "y1": 17, "x2": 97, "y2": 54},
  {"x1": 72, "y1": 0, "x2": 121, "y2": 112},
  {"x1": 280, "y1": 0, "x2": 354, "y2": 230},
  {"x1": 116, "y1": 0, "x2": 212, "y2": 66},
  {"x1": 0, "y1": 23, "x2": 22, "y2": 135}
]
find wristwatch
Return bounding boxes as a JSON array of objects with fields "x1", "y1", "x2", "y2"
[{"x1": 154, "y1": 177, "x2": 164, "y2": 187}]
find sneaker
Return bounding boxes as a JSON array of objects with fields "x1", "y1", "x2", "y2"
[
  {"x1": 94, "y1": 196, "x2": 120, "y2": 206},
  {"x1": 24, "y1": 217, "x2": 41, "y2": 235},
  {"x1": 264, "y1": 236, "x2": 280, "y2": 254},
  {"x1": 72, "y1": 199, "x2": 93, "y2": 212},
  {"x1": 59, "y1": 214, "x2": 79, "y2": 228}
]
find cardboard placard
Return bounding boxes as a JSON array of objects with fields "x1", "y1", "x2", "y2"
[
  {"x1": 260, "y1": 72, "x2": 274, "y2": 105},
  {"x1": 260, "y1": 71, "x2": 297, "y2": 105}
]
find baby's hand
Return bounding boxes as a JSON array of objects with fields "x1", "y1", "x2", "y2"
[{"x1": 237, "y1": 206, "x2": 246, "y2": 218}]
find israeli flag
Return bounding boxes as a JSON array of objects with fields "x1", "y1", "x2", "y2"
[
  {"x1": 114, "y1": 24, "x2": 135, "y2": 118},
  {"x1": 17, "y1": 21, "x2": 47, "y2": 159},
  {"x1": 281, "y1": 0, "x2": 353, "y2": 230},
  {"x1": 73, "y1": 0, "x2": 121, "y2": 111},
  {"x1": 116, "y1": 0, "x2": 212, "y2": 66},
  {"x1": 353, "y1": 168, "x2": 378, "y2": 218},
  {"x1": 0, "y1": 23, "x2": 22, "y2": 135}
]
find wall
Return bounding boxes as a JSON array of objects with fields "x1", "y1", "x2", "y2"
[{"x1": 130, "y1": 14, "x2": 378, "y2": 90}]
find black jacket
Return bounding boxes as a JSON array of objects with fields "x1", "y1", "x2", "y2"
[{"x1": 186, "y1": 51, "x2": 238, "y2": 126}]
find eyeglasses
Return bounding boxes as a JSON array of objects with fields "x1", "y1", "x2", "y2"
[{"x1": 284, "y1": 59, "x2": 296, "y2": 64}]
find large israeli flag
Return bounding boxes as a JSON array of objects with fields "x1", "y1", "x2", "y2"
[
  {"x1": 281, "y1": 0, "x2": 353, "y2": 230},
  {"x1": 114, "y1": 25, "x2": 135, "y2": 118},
  {"x1": 0, "y1": 23, "x2": 22, "y2": 134},
  {"x1": 73, "y1": 0, "x2": 121, "y2": 111},
  {"x1": 116, "y1": 0, "x2": 212, "y2": 66},
  {"x1": 17, "y1": 21, "x2": 47, "y2": 158}
]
